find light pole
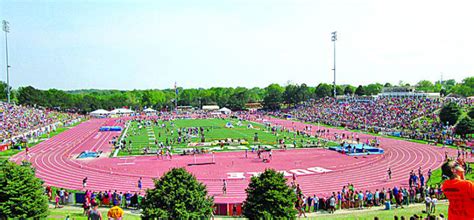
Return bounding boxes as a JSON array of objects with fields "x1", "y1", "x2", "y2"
[
  {"x1": 2, "y1": 20, "x2": 10, "y2": 103},
  {"x1": 331, "y1": 31, "x2": 337, "y2": 98}
]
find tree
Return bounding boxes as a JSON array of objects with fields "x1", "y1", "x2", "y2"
[
  {"x1": 227, "y1": 87, "x2": 249, "y2": 110},
  {"x1": 355, "y1": 85, "x2": 365, "y2": 96},
  {"x1": 263, "y1": 84, "x2": 284, "y2": 110},
  {"x1": 364, "y1": 83, "x2": 383, "y2": 95},
  {"x1": 416, "y1": 80, "x2": 435, "y2": 92},
  {"x1": 469, "y1": 108, "x2": 474, "y2": 119},
  {"x1": 336, "y1": 85, "x2": 344, "y2": 96},
  {"x1": 0, "y1": 161, "x2": 49, "y2": 219},
  {"x1": 242, "y1": 169, "x2": 297, "y2": 219},
  {"x1": 297, "y1": 83, "x2": 310, "y2": 102},
  {"x1": 0, "y1": 81, "x2": 8, "y2": 101},
  {"x1": 17, "y1": 86, "x2": 44, "y2": 106},
  {"x1": 343, "y1": 85, "x2": 355, "y2": 96},
  {"x1": 283, "y1": 84, "x2": 299, "y2": 106},
  {"x1": 141, "y1": 168, "x2": 213, "y2": 219},
  {"x1": 439, "y1": 102, "x2": 461, "y2": 126},
  {"x1": 314, "y1": 83, "x2": 332, "y2": 98},
  {"x1": 450, "y1": 77, "x2": 474, "y2": 97},
  {"x1": 455, "y1": 116, "x2": 474, "y2": 138}
]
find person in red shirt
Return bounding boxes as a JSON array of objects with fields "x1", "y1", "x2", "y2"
[{"x1": 441, "y1": 158, "x2": 474, "y2": 220}]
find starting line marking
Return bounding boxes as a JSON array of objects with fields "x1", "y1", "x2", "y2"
[
  {"x1": 117, "y1": 162, "x2": 135, "y2": 165},
  {"x1": 226, "y1": 166, "x2": 332, "y2": 179}
]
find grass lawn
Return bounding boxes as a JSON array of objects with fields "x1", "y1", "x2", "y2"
[
  {"x1": 118, "y1": 118, "x2": 338, "y2": 156},
  {"x1": 427, "y1": 162, "x2": 474, "y2": 186},
  {"x1": 46, "y1": 202, "x2": 449, "y2": 220},
  {"x1": 311, "y1": 202, "x2": 448, "y2": 220},
  {"x1": 47, "y1": 206, "x2": 141, "y2": 220}
]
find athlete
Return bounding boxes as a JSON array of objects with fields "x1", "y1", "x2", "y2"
[{"x1": 222, "y1": 179, "x2": 227, "y2": 195}]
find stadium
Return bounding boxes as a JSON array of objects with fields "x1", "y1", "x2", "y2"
[{"x1": 1, "y1": 1, "x2": 474, "y2": 219}]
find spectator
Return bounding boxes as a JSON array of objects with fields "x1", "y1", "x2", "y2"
[{"x1": 441, "y1": 159, "x2": 474, "y2": 220}]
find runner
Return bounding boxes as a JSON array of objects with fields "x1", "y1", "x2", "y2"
[
  {"x1": 387, "y1": 168, "x2": 392, "y2": 180},
  {"x1": 138, "y1": 177, "x2": 142, "y2": 191},
  {"x1": 82, "y1": 177, "x2": 88, "y2": 190},
  {"x1": 222, "y1": 179, "x2": 227, "y2": 195}
]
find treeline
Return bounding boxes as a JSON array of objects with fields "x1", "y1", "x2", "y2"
[{"x1": 0, "y1": 77, "x2": 472, "y2": 113}]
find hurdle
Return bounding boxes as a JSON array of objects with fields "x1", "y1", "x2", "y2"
[{"x1": 187, "y1": 153, "x2": 216, "y2": 166}]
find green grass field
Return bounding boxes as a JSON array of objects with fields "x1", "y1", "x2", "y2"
[
  {"x1": 118, "y1": 118, "x2": 337, "y2": 156},
  {"x1": 427, "y1": 162, "x2": 474, "y2": 186},
  {"x1": 46, "y1": 202, "x2": 449, "y2": 220}
]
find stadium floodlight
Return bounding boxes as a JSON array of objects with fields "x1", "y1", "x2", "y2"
[
  {"x1": 331, "y1": 31, "x2": 337, "y2": 98},
  {"x1": 2, "y1": 20, "x2": 10, "y2": 104}
]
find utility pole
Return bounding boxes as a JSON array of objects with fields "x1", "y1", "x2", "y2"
[
  {"x1": 2, "y1": 20, "x2": 10, "y2": 103},
  {"x1": 331, "y1": 31, "x2": 337, "y2": 98}
]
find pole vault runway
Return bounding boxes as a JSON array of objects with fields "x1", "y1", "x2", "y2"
[{"x1": 10, "y1": 117, "x2": 468, "y2": 203}]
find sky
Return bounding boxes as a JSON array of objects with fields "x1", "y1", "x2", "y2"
[{"x1": 0, "y1": 0, "x2": 473, "y2": 90}]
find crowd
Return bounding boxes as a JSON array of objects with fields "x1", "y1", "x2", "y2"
[
  {"x1": 270, "y1": 97, "x2": 473, "y2": 146},
  {"x1": 47, "y1": 186, "x2": 139, "y2": 219},
  {"x1": 292, "y1": 156, "x2": 472, "y2": 219},
  {"x1": 293, "y1": 176, "x2": 444, "y2": 218},
  {"x1": 0, "y1": 102, "x2": 82, "y2": 145}
]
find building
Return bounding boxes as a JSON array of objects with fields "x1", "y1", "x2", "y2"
[{"x1": 378, "y1": 87, "x2": 440, "y2": 98}]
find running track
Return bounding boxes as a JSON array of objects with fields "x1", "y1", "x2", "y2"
[{"x1": 10, "y1": 117, "x2": 470, "y2": 203}]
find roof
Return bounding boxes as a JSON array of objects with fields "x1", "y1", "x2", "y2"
[
  {"x1": 110, "y1": 108, "x2": 134, "y2": 114},
  {"x1": 202, "y1": 105, "x2": 219, "y2": 110},
  {"x1": 90, "y1": 109, "x2": 110, "y2": 114},
  {"x1": 219, "y1": 107, "x2": 232, "y2": 112}
]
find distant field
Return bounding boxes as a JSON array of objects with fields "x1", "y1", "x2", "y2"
[{"x1": 118, "y1": 118, "x2": 337, "y2": 156}]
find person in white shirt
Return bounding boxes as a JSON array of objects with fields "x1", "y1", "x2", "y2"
[
  {"x1": 424, "y1": 196, "x2": 432, "y2": 214},
  {"x1": 430, "y1": 196, "x2": 438, "y2": 214}
]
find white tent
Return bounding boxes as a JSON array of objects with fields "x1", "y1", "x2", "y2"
[
  {"x1": 143, "y1": 108, "x2": 157, "y2": 112},
  {"x1": 90, "y1": 109, "x2": 110, "y2": 117},
  {"x1": 218, "y1": 107, "x2": 232, "y2": 115},
  {"x1": 110, "y1": 108, "x2": 134, "y2": 114},
  {"x1": 202, "y1": 105, "x2": 219, "y2": 110}
]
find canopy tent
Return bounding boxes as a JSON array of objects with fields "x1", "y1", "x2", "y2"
[
  {"x1": 90, "y1": 109, "x2": 110, "y2": 117},
  {"x1": 110, "y1": 108, "x2": 135, "y2": 114},
  {"x1": 143, "y1": 108, "x2": 157, "y2": 112},
  {"x1": 202, "y1": 105, "x2": 219, "y2": 111},
  {"x1": 218, "y1": 107, "x2": 232, "y2": 115}
]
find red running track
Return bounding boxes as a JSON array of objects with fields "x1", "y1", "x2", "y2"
[{"x1": 10, "y1": 117, "x2": 470, "y2": 203}]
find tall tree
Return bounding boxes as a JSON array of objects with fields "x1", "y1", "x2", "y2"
[
  {"x1": 263, "y1": 84, "x2": 284, "y2": 110},
  {"x1": 0, "y1": 81, "x2": 8, "y2": 101},
  {"x1": 439, "y1": 102, "x2": 461, "y2": 126},
  {"x1": 283, "y1": 84, "x2": 299, "y2": 106},
  {"x1": 416, "y1": 80, "x2": 435, "y2": 92},
  {"x1": 355, "y1": 85, "x2": 366, "y2": 96},
  {"x1": 0, "y1": 162, "x2": 49, "y2": 219},
  {"x1": 455, "y1": 116, "x2": 474, "y2": 138},
  {"x1": 344, "y1": 85, "x2": 355, "y2": 95},
  {"x1": 141, "y1": 168, "x2": 213, "y2": 219},
  {"x1": 468, "y1": 108, "x2": 474, "y2": 119},
  {"x1": 364, "y1": 83, "x2": 383, "y2": 95},
  {"x1": 450, "y1": 77, "x2": 474, "y2": 97},
  {"x1": 242, "y1": 169, "x2": 297, "y2": 219},
  {"x1": 315, "y1": 83, "x2": 332, "y2": 98}
]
